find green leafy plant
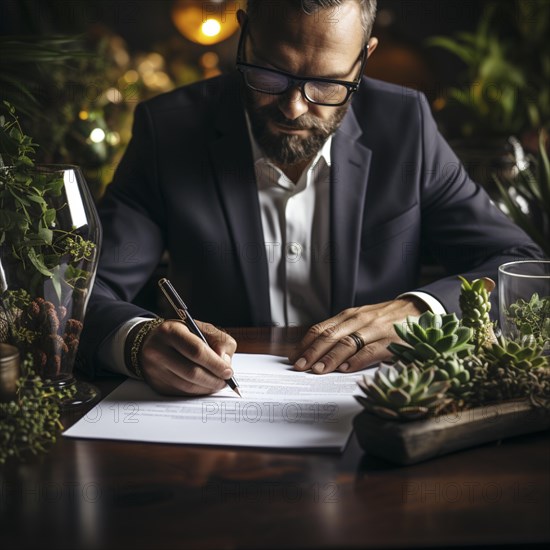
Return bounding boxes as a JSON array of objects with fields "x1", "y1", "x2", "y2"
[
  {"x1": 0, "y1": 103, "x2": 96, "y2": 296},
  {"x1": 0, "y1": 355, "x2": 75, "y2": 465},
  {"x1": 0, "y1": 35, "x2": 90, "y2": 119},
  {"x1": 357, "y1": 276, "x2": 550, "y2": 422},
  {"x1": 505, "y1": 292, "x2": 550, "y2": 346},
  {"x1": 427, "y1": 0, "x2": 550, "y2": 139},
  {"x1": 0, "y1": 104, "x2": 96, "y2": 379},
  {"x1": 494, "y1": 132, "x2": 550, "y2": 257}
]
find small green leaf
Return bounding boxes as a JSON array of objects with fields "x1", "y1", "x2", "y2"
[
  {"x1": 458, "y1": 275, "x2": 471, "y2": 290},
  {"x1": 37, "y1": 227, "x2": 53, "y2": 245},
  {"x1": 418, "y1": 368, "x2": 435, "y2": 387},
  {"x1": 455, "y1": 327, "x2": 474, "y2": 346},
  {"x1": 416, "y1": 342, "x2": 438, "y2": 360},
  {"x1": 375, "y1": 369, "x2": 394, "y2": 392},
  {"x1": 418, "y1": 311, "x2": 435, "y2": 329},
  {"x1": 412, "y1": 323, "x2": 428, "y2": 341},
  {"x1": 364, "y1": 383, "x2": 389, "y2": 404},
  {"x1": 27, "y1": 248, "x2": 53, "y2": 277},
  {"x1": 45, "y1": 177, "x2": 64, "y2": 196},
  {"x1": 387, "y1": 342, "x2": 414, "y2": 358},
  {"x1": 442, "y1": 319, "x2": 460, "y2": 336},
  {"x1": 426, "y1": 327, "x2": 444, "y2": 344},
  {"x1": 43, "y1": 208, "x2": 57, "y2": 226},
  {"x1": 387, "y1": 388, "x2": 411, "y2": 407},
  {"x1": 18, "y1": 155, "x2": 34, "y2": 167},
  {"x1": 394, "y1": 322, "x2": 409, "y2": 342},
  {"x1": 441, "y1": 313, "x2": 458, "y2": 326},
  {"x1": 27, "y1": 194, "x2": 47, "y2": 206},
  {"x1": 433, "y1": 334, "x2": 459, "y2": 352},
  {"x1": 473, "y1": 279, "x2": 485, "y2": 293}
]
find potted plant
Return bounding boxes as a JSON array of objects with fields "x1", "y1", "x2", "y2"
[
  {"x1": 353, "y1": 276, "x2": 550, "y2": 465},
  {"x1": 0, "y1": 103, "x2": 102, "y2": 407}
]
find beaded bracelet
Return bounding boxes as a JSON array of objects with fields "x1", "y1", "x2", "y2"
[{"x1": 127, "y1": 317, "x2": 165, "y2": 379}]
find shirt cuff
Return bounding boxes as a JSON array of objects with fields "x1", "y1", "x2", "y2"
[
  {"x1": 397, "y1": 291, "x2": 447, "y2": 315},
  {"x1": 96, "y1": 317, "x2": 153, "y2": 378}
]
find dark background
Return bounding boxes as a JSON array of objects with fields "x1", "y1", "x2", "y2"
[{"x1": 1, "y1": 0, "x2": 492, "y2": 93}]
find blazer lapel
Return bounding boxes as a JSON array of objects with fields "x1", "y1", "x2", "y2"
[
  {"x1": 207, "y1": 81, "x2": 272, "y2": 325},
  {"x1": 330, "y1": 107, "x2": 372, "y2": 315}
]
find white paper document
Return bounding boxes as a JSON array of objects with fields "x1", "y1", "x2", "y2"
[{"x1": 64, "y1": 354, "x2": 367, "y2": 452}]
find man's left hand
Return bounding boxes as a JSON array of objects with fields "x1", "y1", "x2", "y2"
[{"x1": 288, "y1": 298, "x2": 427, "y2": 374}]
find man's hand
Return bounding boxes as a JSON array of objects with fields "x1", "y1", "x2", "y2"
[
  {"x1": 288, "y1": 298, "x2": 427, "y2": 374},
  {"x1": 139, "y1": 320, "x2": 237, "y2": 395}
]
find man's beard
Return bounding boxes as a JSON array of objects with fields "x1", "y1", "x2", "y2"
[{"x1": 244, "y1": 90, "x2": 349, "y2": 166}]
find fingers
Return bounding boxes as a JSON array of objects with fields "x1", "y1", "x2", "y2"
[
  {"x1": 158, "y1": 321, "x2": 234, "y2": 377},
  {"x1": 288, "y1": 303, "x2": 390, "y2": 364},
  {"x1": 140, "y1": 320, "x2": 236, "y2": 396},
  {"x1": 289, "y1": 307, "x2": 389, "y2": 373},
  {"x1": 334, "y1": 338, "x2": 393, "y2": 373},
  {"x1": 294, "y1": 330, "x2": 390, "y2": 374},
  {"x1": 142, "y1": 344, "x2": 227, "y2": 396},
  {"x1": 288, "y1": 299, "x2": 424, "y2": 375},
  {"x1": 195, "y1": 321, "x2": 237, "y2": 362}
]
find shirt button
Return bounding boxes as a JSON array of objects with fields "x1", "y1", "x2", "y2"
[{"x1": 287, "y1": 242, "x2": 302, "y2": 259}]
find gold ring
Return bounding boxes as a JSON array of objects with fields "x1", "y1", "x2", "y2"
[{"x1": 349, "y1": 331, "x2": 365, "y2": 352}]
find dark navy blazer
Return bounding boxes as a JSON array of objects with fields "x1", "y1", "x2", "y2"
[{"x1": 78, "y1": 73, "x2": 542, "y2": 374}]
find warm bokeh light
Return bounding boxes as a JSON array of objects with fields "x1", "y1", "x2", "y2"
[
  {"x1": 123, "y1": 69, "x2": 140, "y2": 83},
  {"x1": 199, "y1": 51, "x2": 221, "y2": 78},
  {"x1": 201, "y1": 19, "x2": 221, "y2": 37},
  {"x1": 78, "y1": 110, "x2": 89, "y2": 121},
  {"x1": 89, "y1": 128, "x2": 106, "y2": 143},
  {"x1": 200, "y1": 51, "x2": 219, "y2": 69},
  {"x1": 171, "y1": 0, "x2": 240, "y2": 45},
  {"x1": 106, "y1": 131, "x2": 121, "y2": 146},
  {"x1": 433, "y1": 97, "x2": 447, "y2": 111},
  {"x1": 105, "y1": 88, "x2": 123, "y2": 104}
]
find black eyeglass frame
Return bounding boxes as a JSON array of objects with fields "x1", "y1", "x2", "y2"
[{"x1": 236, "y1": 18, "x2": 368, "y2": 107}]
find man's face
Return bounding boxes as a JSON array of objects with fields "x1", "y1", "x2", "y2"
[{"x1": 240, "y1": 1, "x2": 366, "y2": 167}]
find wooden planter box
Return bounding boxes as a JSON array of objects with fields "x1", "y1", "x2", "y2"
[{"x1": 353, "y1": 399, "x2": 550, "y2": 465}]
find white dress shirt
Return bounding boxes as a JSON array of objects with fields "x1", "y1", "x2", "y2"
[
  {"x1": 252, "y1": 131, "x2": 332, "y2": 327},
  {"x1": 98, "y1": 118, "x2": 445, "y2": 376}
]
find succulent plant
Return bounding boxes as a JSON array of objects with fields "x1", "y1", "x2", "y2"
[
  {"x1": 417, "y1": 355, "x2": 472, "y2": 395},
  {"x1": 463, "y1": 335, "x2": 549, "y2": 407},
  {"x1": 464, "y1": 352, "x2": 550, "y2": 408},
  {"x1": 388, "y1": 311, "x2": 474, "y2": 364},
  {"x1": 458, "y1": 276, "x2": 498, "y2": 350},
  {"x1": 505, "y1": 292, "x2": 550, "y2": 347},
  {"x1": 364, "y1": 274, "x2": 550, "y2": 424},
  {"x1": 480, "y1": 335, "x2": 549, "y2": 370},
  {"x1": 356, "y1": 362, "x2": 452, "y2": 421}
]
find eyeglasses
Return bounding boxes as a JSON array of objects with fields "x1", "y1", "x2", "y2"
[{"x1": 236, "y1": 19, "x2": 368, "y2": 107}]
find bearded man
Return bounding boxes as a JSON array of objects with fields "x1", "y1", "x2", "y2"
[{"x1": 79, "y1": 0, "x2": 542, "y2": 395}]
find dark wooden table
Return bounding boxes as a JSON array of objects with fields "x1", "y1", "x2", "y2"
[{"x1": 1, "y1": 328, "x2": 549, "y2": 549}]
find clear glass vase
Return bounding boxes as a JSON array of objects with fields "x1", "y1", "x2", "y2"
[
  {"x1": 498, "y1": 260, "x2": 550, "y2": 352},
  {"x1": 0, "y1": 165, "x2": 102, "y2": 407}
]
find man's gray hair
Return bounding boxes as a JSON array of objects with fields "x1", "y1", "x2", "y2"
[{"x1": 245, "y1": 0, "x2": 378, "y2": 44}]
